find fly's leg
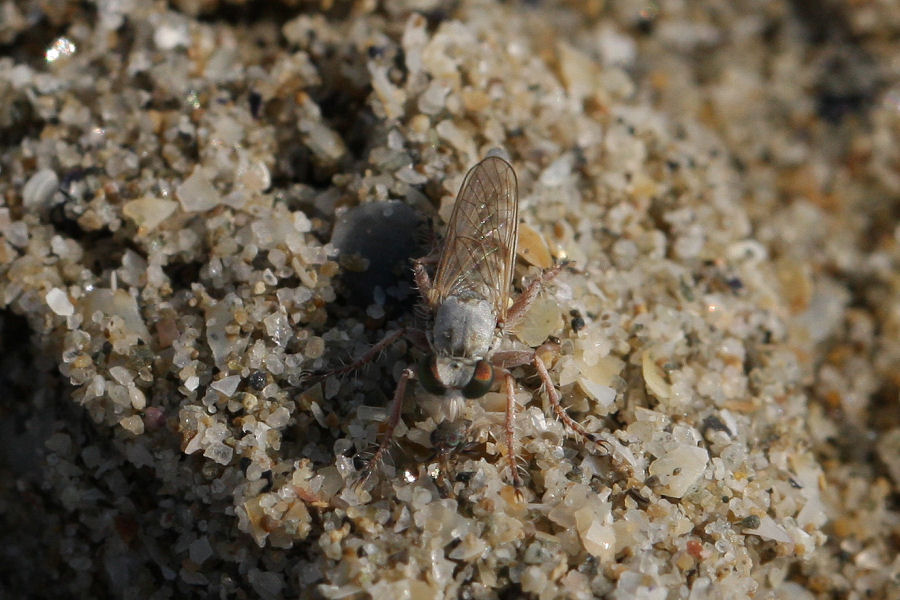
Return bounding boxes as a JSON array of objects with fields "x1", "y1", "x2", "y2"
[
  {"x1": 503, "y1": 372, "x2": 524, "y2": 492},
  {"x1": 308, "y1": 327, "x2": 408, "y2": 382},
  {"x1": 500, "y1": 347, "x2": 633, "y2": 480},
  {"x1": 532, "y1": 349, "x2": 613, "y2": 457},
  {"x1": 492, "y1": 349, "x2": 542, "y2": 370},
  {"x1": 355, "y1": 367, "x2": 413, "y2": 487},
  {"x1": 412, "y1": 258, "x2": 435, "y2": 305},
  {"x1": 503, "y1": 263, "x2": 565, "y2": 330}
]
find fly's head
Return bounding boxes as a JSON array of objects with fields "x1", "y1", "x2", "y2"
[{"x1": 418, "y1": 353, "x2": 494, "y2": 399}]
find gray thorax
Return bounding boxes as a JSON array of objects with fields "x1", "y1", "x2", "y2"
[{"x1": 430, "y1": 295, "x2": 498, "y2": 389}]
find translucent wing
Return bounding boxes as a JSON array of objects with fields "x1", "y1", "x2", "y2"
[{"x1": 432, "y1": 156, "x2": 518, "y2": 320}]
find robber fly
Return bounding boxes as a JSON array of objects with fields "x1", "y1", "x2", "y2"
[{"x1": 335, "y1": 154, "x2": 609, "y2": 491}]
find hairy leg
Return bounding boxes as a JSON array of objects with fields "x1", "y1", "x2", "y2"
[
  {"x1": 355, "y1": 368, "x2": 414, "y2": 486},
  {"x1": 532, "y1": 352, "x2": 612, "y2": 456},
  {"x1": 311, "y1": 327, "x2": 408, "y2": 382},
  {"x1": 491, "y1": 349, "x2": 534, "y2": 370},
  {"x1": 503, "y1": 263, "x2": 565, "y2": 330},
  {"x1": 412, "y1": 258, "x2": 435, "y2": 306},
  {"x1": 504, "y1": 372, "x2": 524, "y2": 491}
]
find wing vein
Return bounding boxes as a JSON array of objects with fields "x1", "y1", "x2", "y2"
[{"x1": 431, "y1": 156, "x2": 519, "y2": 319}]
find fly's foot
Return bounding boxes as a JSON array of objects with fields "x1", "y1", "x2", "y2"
[{"x1": 586, "y1": 432, "x2": 613, "y2": 455}]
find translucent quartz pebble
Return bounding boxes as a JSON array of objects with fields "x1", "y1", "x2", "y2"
[
  {"x1": 516, "y1": 222, "x2": 553, "y2": 269},
  {"x1": 23, "y1": 169, "x2": 58, "y2": 208},
  {"x1": 46, "y1": 287, "x2": 74, "y2": 316},
  {"x1": 82, "y1": 289, "x2": 150, "y2": 340},
  {"x1": 123, "y1": 197, "x2": 177, "y2": 231},
  {"x1": 743, "y1": 515, "x2": 792, "y2": 544},
  {"x1": 648, "y1": 444, "x2": 708, "y2": 498},
  {"x1": 176, "y1": 168, "x2": 220, "y2": 212},
  {"x1": 210, "y1": 375, "x2": 241, "y2": 397},
  {"x1": 514, "y1": 296, "x2": 562, "y2": 347}
]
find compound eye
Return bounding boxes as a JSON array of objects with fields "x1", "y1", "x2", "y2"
[
  {"x1": 418, "y1": 354, "x2": 446, "y2": 395},
  {"x1": 462, "y1": 359, "x2": 494, "y2": 399}
]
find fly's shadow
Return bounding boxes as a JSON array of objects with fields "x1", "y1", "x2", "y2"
[{"x1": 329, "y1": 200, "x2": 426, "y2": 309}]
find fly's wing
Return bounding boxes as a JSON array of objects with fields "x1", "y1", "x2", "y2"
[{"x1": 432, "y1": 156, "x2": 518, "y2": 320}]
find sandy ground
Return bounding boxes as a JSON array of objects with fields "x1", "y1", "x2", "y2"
[{"x1": 1, "y1": 1, "x2": 898, "y2": 598}]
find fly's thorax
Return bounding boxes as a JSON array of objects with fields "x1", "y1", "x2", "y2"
[{"x1": 432, "y1": 295, "x2": 497, "y2": 359}]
